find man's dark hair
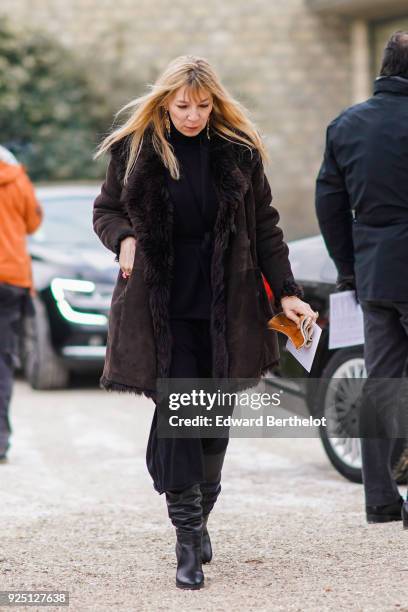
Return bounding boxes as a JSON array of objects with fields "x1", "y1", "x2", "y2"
[{"x1": 380, "y1": 30, "x2": 408, "y2": 78}]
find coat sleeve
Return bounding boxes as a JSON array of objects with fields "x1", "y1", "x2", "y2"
[
  {"x1": 19, "y1": 168, "x2": 43, "y2": 234},
  {"x1": 252, "y1": 151, "x2": 304, "y2": 308},
  {"x1": 315, "y1": 121, "x2": 354, "y2": 278},
  {"x1": 93, "y1": 152, "x2": 136, "y2": 263}
]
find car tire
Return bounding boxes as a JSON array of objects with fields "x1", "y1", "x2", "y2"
[
  {"x1": 315, "y1": 347, "x2": 406, "y2": 484},
  {"x1": 22, "y1": 296, "x2": 70, "y2": 390}
]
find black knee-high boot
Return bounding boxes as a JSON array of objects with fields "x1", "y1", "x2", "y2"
[
  {"x1": 200, "y1": 448, "x2": 227, "y2": 564},
  {"x1": 165, "y1": 483, "x2": 204, "y2": 589}
]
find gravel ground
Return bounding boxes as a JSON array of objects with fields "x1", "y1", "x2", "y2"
[{"x1": 1, "y1": 376, "x2": 408, "y2": 612}]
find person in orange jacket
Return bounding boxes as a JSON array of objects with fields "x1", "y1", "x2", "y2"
[{"x1": 0, "y1": 146, "x2": 43, "y2": 460}]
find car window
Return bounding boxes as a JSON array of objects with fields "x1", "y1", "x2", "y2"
[
  {"x1": 29, "y1": 196, "x2": 99, "y2": 247},
  {"x1": 289, "y1": 236, "x2": 336, "y2": 284}
]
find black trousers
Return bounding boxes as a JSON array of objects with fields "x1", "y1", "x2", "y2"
[
  {"x1": 146, "y1": 318, "x2": 229, "y2": 494},
  {"x1": 359, "y1": 299, "x2": 408, "y2": 506},
  {"x1": 0, "y1": 352, "x2": 13, "y2": 448},
  {"x1": 0, "y1": 283, "x2": 31, "y2": 448}
]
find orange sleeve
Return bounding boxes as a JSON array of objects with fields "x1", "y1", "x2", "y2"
[{"x1": 20, "y1": 169, "x2": 43, "y2": 234}]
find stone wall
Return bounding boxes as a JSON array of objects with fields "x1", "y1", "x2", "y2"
[{"x1": 1, "y1": 0, "x2": 352, "y2": 239}]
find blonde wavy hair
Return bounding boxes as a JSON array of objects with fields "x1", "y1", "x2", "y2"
[{"x1": 94, "y1": 55, "x2": 269, "y2": 183}]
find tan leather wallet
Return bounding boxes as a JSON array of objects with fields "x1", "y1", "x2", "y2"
[{"x1": 267, "y1": 312, "x2": 315, "y2": 350}]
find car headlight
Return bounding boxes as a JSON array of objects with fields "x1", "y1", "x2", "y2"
[{"x1": 50, "y1": 278, "x2": 108, "y2": 326}]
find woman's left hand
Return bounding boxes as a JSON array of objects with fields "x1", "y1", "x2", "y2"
[{"x1": 280, "y1": 295, "x2": 318, "y2": 329}]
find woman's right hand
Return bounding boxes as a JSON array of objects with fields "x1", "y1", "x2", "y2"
[{"x1": 119, "y1": 236, "x2": 137, "y2": 278}]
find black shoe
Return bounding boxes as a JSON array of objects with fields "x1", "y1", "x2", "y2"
[
  {"x1": 402, "y1": 501, "x2": 408, "y2": 529},
  {"x1": 174, "y1": 531, "x2": 204, "y2": 589},
  {"x1": 366, "y1": 497, "x2": 404, "y2": 523},
  {"x1": 165, "y1": 484, "x2": 204, "y2": 590},
  {"x1": 201, "y1": 514, "x2": 212, "y2": 564}
]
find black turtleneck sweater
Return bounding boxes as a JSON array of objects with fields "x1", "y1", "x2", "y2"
[{"x1": 166, "y1": 116, "x2": 219, "y2": 319}]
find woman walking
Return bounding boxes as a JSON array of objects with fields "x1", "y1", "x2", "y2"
[{"x1": 93, "y1": 55, "x2": 317, "y2": 590}]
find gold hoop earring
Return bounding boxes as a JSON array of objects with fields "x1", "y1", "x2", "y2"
[
  {"x1": 164, "y1": 109, "x2": 171, "y2": 136},
  {"x1": 206, "y1": 117, "x2": 211, "y2": 140}
]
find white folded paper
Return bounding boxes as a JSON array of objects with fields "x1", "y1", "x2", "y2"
[
  {"x1": 286, "y1": 321, "x2": 322, "y2": 373},
  {"x1": 329, "y1": 290, "x2": 364, "y2": 349}
]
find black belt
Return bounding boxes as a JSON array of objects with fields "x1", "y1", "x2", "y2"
[
  {"x1": 175, "y1": 230, "x2": 214, "y2": 252},
  {"x1": 174, "y1": 232, "x2": 214, "y2": 290}
]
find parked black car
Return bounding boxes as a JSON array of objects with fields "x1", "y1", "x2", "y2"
[
  {"x1": 270, "y1": 235, "x2": 406, "y2": 484},
  {"x1": 22, "y1": 186, "x2": 117, "y2": 389}
]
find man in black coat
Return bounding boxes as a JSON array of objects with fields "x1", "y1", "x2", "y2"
[{"x1": 315, "y1": 31, "x2": 408, "y2": 525}]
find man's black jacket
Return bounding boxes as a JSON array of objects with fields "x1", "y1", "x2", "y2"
[{"x1": 315, "y1": 76, "x2": 408, "y2": 300}]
